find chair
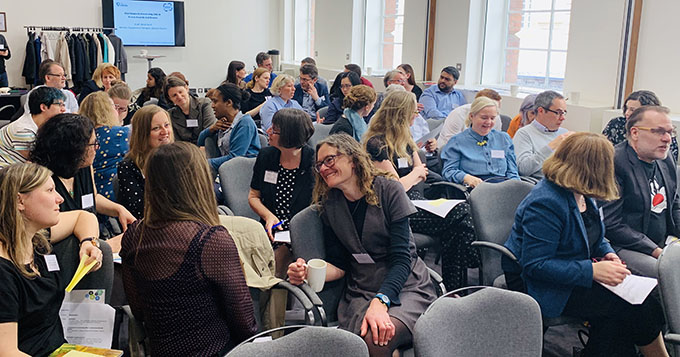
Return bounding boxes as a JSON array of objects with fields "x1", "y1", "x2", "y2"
[
  {"x1": 413, "y1": 286, "x2": 543, "y2": 357},
  {"x1": 308, "y1": 122, "x2": 333, "y2": 148},
  {"x1": 204, "y1": 135, "x2": 221, "y2": 159},
  {"x1": 426, "y1": 118, "x2": 443, "y2": 131},
  {"x1": 500, "y1": 114, "x2": 512, "y2": 132},
  {"x1": 657, "y1": 240, "x2": 680, "y2": 355},
  {"x1": 217, "y1": 156, "x2": 260, "y2": 220},
  {"x1": 0, "y1": 104, "x2": 15, "y2": 121},
  {"x1": 226, "y1": 325, "x2": 369, "y2": 357},
  {"x1": 122, "y1": 305, "x2": 150, "y2": 357},
  {"x1": 316, "y1": 106, "x2": 329, "y2": 120},
  {"x1": 259, "y1": 133, "x2": 268, "y2": 148}
]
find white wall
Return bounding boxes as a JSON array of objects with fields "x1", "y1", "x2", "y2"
[{"x1": 2, "y1": 0, "x2": 282, "y2": 91}]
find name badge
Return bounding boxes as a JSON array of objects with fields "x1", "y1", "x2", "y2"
[
  {"x1": 397, "y1": 157, "x2": 409, "y2": 168},
  {"x1": 186, "y1": 119, "x2": 199, "y2": 128},
  {"x1": 44, "y1": 255, "x2": 60, "y2": 272},
  {"x1": 81, "y1": 193, "x2": 94, "y2": 209},
  {"x1": 352, "y1": 253, "x2": 375, "y2": 264},
  {"x1": 0, "y1": 44, "x2": 4, "y2": 50},
  {"x1": 264, "y1": 170, "x2": 278, "y2": 184},
  {"x1": 491, "y1": 150, "x2": 505, "y2": 159},
  {"x1": 599, "y1": 207, "x2": 604, "y2": 221}
]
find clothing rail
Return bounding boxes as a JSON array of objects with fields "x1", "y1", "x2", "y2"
[{"x1": 23, "y1": 26, "x2": 115, "y2": 33}]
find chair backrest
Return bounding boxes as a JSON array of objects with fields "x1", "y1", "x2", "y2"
[
  {"x1": 427, "y1": 118, "x2": 443, "y2": 131},
  {"x1": 204, "y1": 136, "x2": 221, "y2": 159},
  {"x1": 259, "y1": 133, "x2": 269, "y2": 148},
  {"x1": 308, "y1": 122, "x2": 333, "y2": 149},
  {"x1": 500, "y1": 114, "x2": 512, "y2": 132},
  {"x1": 469, "y1": 180, "x2": 534, "y2": 286},
  {"x1": 414, "y1": 287, "x2": 542, "y2": 357},
  {"x1": 317, "y1": 106, "x2": 329, "y2": 120},
  {"x1": 218, "y1": 156, "x2": 260, "y2": 220},
  {"x1": 658, "y1": 240, "x2": 680, "y2": 337},
  {"x1": 227, "y1": 326, "x2": 368, "y2": 357}
]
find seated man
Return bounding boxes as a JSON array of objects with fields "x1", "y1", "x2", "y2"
[
  {"x1": 419, "y1": 66, "x2": 466, "y2": 119},
  {"x1": 344, "y1": 63, "x2": 374, "y2": 88},
  {"x1": 293, "y1": 64, "x2": 330, "y2": 121},
  {"x1": 438, "y1": 89, "x2": 503, "y2": 148},
  {"x1": 243, "y1": 52, "x2": 278, "y2": 88},
  {"x1": 296, "y1": 57, "x2": 328, "y2": 88},
  {"x1": 0, "y1": 86, "x2": 65, "y2": 168},
  {"x1": 19, "y1": 60, "x2": 78, "y2": 116},
  {"x1": 513, "y1": 90, "x2": 572, "y2": 179},
  {"x1": 602, "y1": 106, "x2": 680, "y2": 277}
]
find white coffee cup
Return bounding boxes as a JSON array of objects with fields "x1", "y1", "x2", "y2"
[
  {"x1": 510, "y1": 85, "x2": 519, "y2": 97},
  {"x1": 139, "y1": 49, "x2": 148, "y2": 57},
  {"x1": 366, "y1": 67, "x2": 373, "y2": 76},
  {"x1": 306, "y1": 258, "x2": 327, "y2": 292}
]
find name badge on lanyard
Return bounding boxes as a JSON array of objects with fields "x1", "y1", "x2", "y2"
[
  {"x1": 186, "y1": 119, "x2": 199, "y2": 128},
  {"x1": 264, "y1": 170, "x2": 278, "y2": 184}
]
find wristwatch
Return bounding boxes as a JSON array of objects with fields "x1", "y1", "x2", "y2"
[
  {"x1": 375, "y1": 293, "x2": 391, "y2": 308},
  {"x1": 79, "y1": 237, "x2": 100, "y2": 248}
]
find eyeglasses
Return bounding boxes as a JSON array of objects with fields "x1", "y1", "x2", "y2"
[
  {"x1": 314, "y1": 154, "x2": 344, "y2": 173},
  {"x1": 51, "y1": 101, "x2": 66, "y2": 108},
  {"x1": 340, "y1": 84, "x2": 353, "y2": 89},
  {"x1": 544, "y1": 107, "x2": 567, "y2": 117},
  {"x1": 88, "y1": 140, "x2": 100, "y2": 150},
  {"x1": 114, "y1": 104, "x2": 128, "y2": 113},
  {"x1": 634, "y1": 126, "x2": 677, "y2": 138},
  {"x1": 270, "y1": 130, "x2": 281, "y2": 135},
  {"x1": 47, "y1": 73, "x2": 67, "y2": 78}
]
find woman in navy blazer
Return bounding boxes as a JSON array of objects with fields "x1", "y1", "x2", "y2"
[{"x1": 503, "y1": 132, "x2": 667, "y2": 356}]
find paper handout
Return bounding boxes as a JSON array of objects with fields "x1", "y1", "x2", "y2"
[
  {"x1": 411, "y1": 199, "x2": 466, "y2": 218},
  {"x1": 597, "y1": 274, "x2": 657, "y2": 305},
  {"x1": 65, "y1": 255, "x2": 98, "y2": 292}
]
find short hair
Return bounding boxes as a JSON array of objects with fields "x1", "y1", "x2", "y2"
[
  {"x1": 246, "y1": 67, "x2": 270, "y2": 89},
  {"x1": 92, "y1": 63, "x2": 121, "y2": 88},
  {"x1": 30, "y1": 113, "x2": 94, "y2": 179},
  {"x1": 622, "y1": 90, "x2": 660, "y2": 115},
  {"x1": 215, "y1": 83, "x2": 251, "y2": 110},
  {"x1": 301, "y1": 57, "x2": 316, "y2": 66},
  {"x1": 127, "y1": 105, "x2": 174, "y2": 172},
  {"x1": 343, "y1": 85, "x2": 377, "y2": 111},
  {"x1": 466, "y1": 96, "x2": 498, "y2": 127},
  {"x1": 143, "y1": 142, "x2": 219, "y2": 227},
  {"x1": 255, "y1": 52, "x2": 271, "y2": 66},
  {"x1": 441, "y1": 66, "x2": 460, "y2": 81},
  {"x1": 28, "y1": 86, "x2": 65, "y2": 115},
  {"x1": 534, "y1": 90, "x2": 564, "y2": 111},
  {"x1": 163, "y1": 76, "x2": 188, "y2": 102},
  {"x1": 383, "y1": 70, "x2": 402, "y2": 87},
  {"x1": 344, "y1": 64, "x2": 362, "y2": 77},
  {"x1": 299, "y1": 64, "x2": 318, "y2": 79},
  {"x1": 226, "y1": 61, "x2": 245, "y2": 85},
  {"x1": 475, "y1": 89, "x2": 502, "y2": 102},
  {"x1": 384, "y1": 83, "x2": 406, "y2": 95},
  {"x1": 270, "y1": 74, "x2": 295, "y2": 96},
  {"x1": 271, "y1": 108, "x2": 314, "y2": 148},
  {"x1": 79, "y1": 91, "x2": 119, "y2": 127},
  {"x1": 38, "y1": 60, "x2": 61, "y2": 85},
  {"x1": 519, "y1": 94, "x2": 538, "y2": 126},
  {"x1": 168, "y1": 71, "x2": 189, "y2": 86},
  {"x1": 397, "y1": 64, "x2": 417, "y2": 86},
  {"x1": 542, "y1": 132, "x2": 618, "y2": 201},
  {"x1": 108, "y1": 82, "x2": 132, "y2": 101},
  {"x1": 625, "y1": 105, "x2": 671, "y2": 137}
]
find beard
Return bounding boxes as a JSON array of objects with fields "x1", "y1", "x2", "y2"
[{"x1": 438, "y1": 82, "x2": 453, "y2": 92}]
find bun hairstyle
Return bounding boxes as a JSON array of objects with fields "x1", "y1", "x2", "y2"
[
  {"x1": 215, "y1": 83, "x2": 251, "y2": 110},
  {"x1": 342, "y1": 85, "x2": 377, "y2": 111}
]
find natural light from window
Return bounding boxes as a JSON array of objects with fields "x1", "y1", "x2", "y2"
[{"x1": 364, "y1": 0, "x2": 405, "y2": 74}]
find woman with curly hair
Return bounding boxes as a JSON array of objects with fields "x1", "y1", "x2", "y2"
[{"x1": 329, "y1": 85, "x2": 376, "y2": 141}]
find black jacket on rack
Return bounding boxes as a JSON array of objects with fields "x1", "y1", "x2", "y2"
[{"x1": 22, "y1": 33, "x2": 36, "y2": 85}]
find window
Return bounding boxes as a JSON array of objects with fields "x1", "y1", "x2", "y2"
[
  {"x1": 481, "y1": 0, "x2": 572, "y2": 90},
  {"x1": 293, "y1": 0, "x2": 316, "y2": 63},
  {"x1": 364, "y1": 0, "x2": 405, "y2": 74}
]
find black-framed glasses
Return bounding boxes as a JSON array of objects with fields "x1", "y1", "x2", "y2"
[
  {"x1": 544, "y1": 107, "x2": 567, "y2": 117},
  {"x1": 47, "y1": 73, "x2": 67, "y2": 78},
  {"x1": 314, "y1": 154, "x2": 344, "y2": 173},
  {"x1": 634, "y1": 126, "x2": 677, "y2": 138},
  {"x1": 88, "y1": 140, "x2": 100, "y2": 150},
  {"x1": 51, "y1": 101, "x2": 66, "y2": 108}
]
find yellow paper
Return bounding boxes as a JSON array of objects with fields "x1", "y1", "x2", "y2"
[
  {"x1": 65, "y1": 255, "x2": 98, "y2": 292},
  {"x1": 63, "y1": 351, "x2": 101, "y2": 357},
  {"x1": 428, "y1": 198, "x2": 448, "y2": 207}
]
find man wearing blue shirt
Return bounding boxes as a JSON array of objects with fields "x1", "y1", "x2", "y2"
[
  {"x1": 419, "y1": 66, "x2": 466, "y2": 119},
  {"x1": 243, "y1": 52, "x2": 278, "y2": 88},
  {"x1": 292, "y1": 64, "x2": 329, "y2": 121}
]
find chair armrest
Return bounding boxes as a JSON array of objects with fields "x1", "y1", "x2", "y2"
[
  {"x1": 426, "y1": 267, "x2": 446, "y2": 296},
  {"x1": 520, "y1": 176, "x2": 540, "y2": 185},
  {"x1": 427, "y1": 181, "x2": 470, "y2": 200},
  {"x1": 217, "y1": 205, "x2": 234, "y2": 216},
  {"x1": 273, "y1": 281, "x2": 317, "y2": 325},
  {"x1": 121, "y1": 305, "x2": 147, "y2": 342},
  {"x1": 471, "y1": 241, "x2": 518, "y2": 261},
  {"x1": 297, "y1": 283, "x2": 328, "y2": 326},
  {"x1": 665, "y1": 333, "x2": 680, "y2": 345}
]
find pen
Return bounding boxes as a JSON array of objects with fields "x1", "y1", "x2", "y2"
[{"x1": 270, "y1": 219, "x2": 286, "y2": 231}]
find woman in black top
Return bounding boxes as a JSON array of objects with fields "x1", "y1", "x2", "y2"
[
  {"x1": 248, "y1": 108, "x2": 314, "y2": 277},
  {"x1": 397, "y1": 64, "x2": 423, "y2": 100},
  {"x1": 330, "y1": 85, "x2": 376, "y2": 141},
  {"x1": 323, "y1": 71, "x2": 362, "y2": 125},
  {"x1": 226, "y1": 60, "x2": 247, "y2": 89},
  {"x1": 135, "y1": 67, "x2": 170, "y2": 109},
  {"x1": 0, "y1": 163, "x2": 103, "y2": 356},
  {"x1": 241, "y1": 67, "x2": 272, "y2": 126}
]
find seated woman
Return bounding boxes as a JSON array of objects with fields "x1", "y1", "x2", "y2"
[
  {"x1": 30, "y1": 113, "x2": 135, "y2": 254},
  {"x1": 78, "y1": 63, "x2": 121, "y2": 103},
  {"x1": 364, "y1": 90, "x2": 476, "y2": 290},
  {"x1": 259, "y1": 74, "x2": 303, "y2": 132},
  {"x1": 108, "y1": 81, "x2": 134, "y2": 126},
  {"x1": 602, "y1": 90, "x2": 678, "y2": 160},
  {"x1": 441, "y1": 96, "x2": 520, "y2": 188},
  {"x1": 506, "y1": 94, "x2": 537, "y2": 138},
  {"x1": 397, "y1": 64, "x2": 423, "y2": 100},
  {"x1": 135, "y1": 67, "x2": 170, "y2": 110},
  {"x1": 165, "y1": 76, "x2": 217, "y2": 144},
  {"x1": 503, "y1": 133, "x2": 667, "y2": 356},
  {"x1": 226, "y1": 60, "x2": 247, "y2": 89},
  {"x1": 323, "y1": 71, "x2": 361, "y2": 125},
  {"x1": 241, "y1": 68, "x2": 272, "y2": 127},
  {"x1": 198, "y1": 83, "x2": 260, "y2": 172},
  {"x1": 0, "y1": 163, "x2": 103, "y2": 356},
  {"x1": 121, "y1": 142, "x2": 257, "y2": 355},
  {"x1": 248, "y1": 108, "x2": 315, "y2": 277},
  {"x1": 117, "y1": 105, "x2": 174, "y2": 219},
  {"x1": 288, "y1": 134, "x2": 437, "y2": 356},
  {"x1": 79, "y1": 91, "x2": 130, "y2": 200},
  {"x1": 330, "y1": 85, "x2": 376, "y2": 141}
]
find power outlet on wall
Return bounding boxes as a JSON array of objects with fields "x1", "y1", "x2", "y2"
[{"x1": 456, "y1": 63, "x2": 462, "y2": 71}]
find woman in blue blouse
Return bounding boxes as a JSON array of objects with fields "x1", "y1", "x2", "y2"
[
  {"x1": 197, "y1": 83, "x2": 261, "y2": 173},
  {"x1": 441, "y1": 96, "x2": 519, "y2": 188}
]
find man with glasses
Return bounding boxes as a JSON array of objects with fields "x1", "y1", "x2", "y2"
[
  {"x1": 0, "y1": 87, "x2": 66, "y2": 168},
  {"x1": 514, "y1": 90, "x2": 572, "y2": 179},
  {"x1": 292, "y1": 64, "x2": 329, "y2": 121},
  {"x1": 602, "y1": 106, "x2": 680, "y2": 278},
  {"x1": 419, "y1": 66, "x2": 466, "y2": 119},
  {"x1": 21, "y1": 60, "x2": 79, "y2": 115}
]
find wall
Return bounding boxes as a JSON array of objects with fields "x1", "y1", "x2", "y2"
[
  {"x1": 431, "y1": 0, "x2": 471, "y2": 82},
  {"x1": 313, "y1": 0, "x2": 353, "y2": 70},
  {"x1": 2, "y1": 0, "x2": 282, "y2": 91},
  {"x1": 399, "y1": 0, "x2": 428, "y2": 82}
]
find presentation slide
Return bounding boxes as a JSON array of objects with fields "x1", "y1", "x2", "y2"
[{"x1": 113, "y1": 0, "x2": 175, "y2": 46}]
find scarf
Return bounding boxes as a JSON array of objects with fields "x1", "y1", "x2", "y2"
[{"x1": 343, "y1": 108, "x2": 367, "y2": 142}]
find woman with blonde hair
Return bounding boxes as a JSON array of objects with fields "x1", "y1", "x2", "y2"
[
  {"x1": 241, "y1": 67, "x2": 272, "y2": 126},
  {"x1": 0, "y1": 163, "x2": 103, "y2": 356},
  {"x1": 503, "y1": 133, "x2": 667, "y2": 356},
  {"x1": 80, "y1": 91, "x2": 130, "y2": 200},
  {"x1": 78, "y1": 63, "x2": 122, "y2": 103},
  {"x1": 259, "y1": 74, "x2": 302, "y2": 132},
  {"x1": 107, "y1": 82, "x2": 133, "y2": 125},
  {"x1": 441, "y1": 96, "x2": 519, "y2": 188},
  {"x1": 288, "y1": 134, "x2": 436, "y2": 356},
  {"x1": 117, "y1": 105, "x2": 173, "y2": 218},
  {"x1": 329, "y1": 84, "x2": 376, "y2": 141},
  {"x1": 121, "y1": 142, "x2": 257, "y2": 355}
]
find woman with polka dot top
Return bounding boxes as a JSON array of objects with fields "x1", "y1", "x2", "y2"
[
  {"x1": 248, "y1": 108, "x2": 315, "y2": 278},
  {"x1": 79, "y1": 91, "x2": 130, "y2": 201}
]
